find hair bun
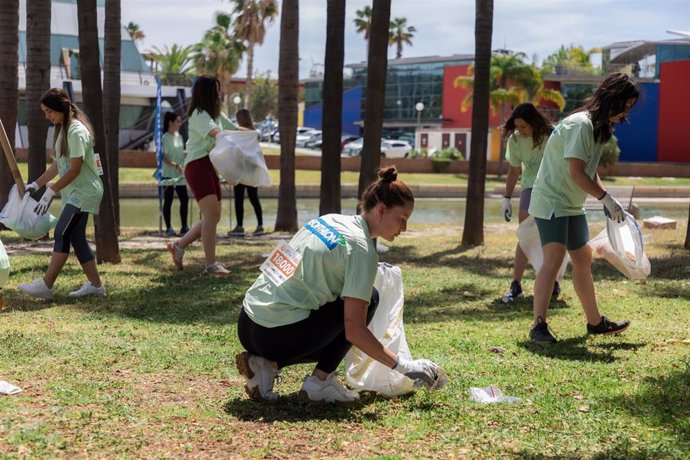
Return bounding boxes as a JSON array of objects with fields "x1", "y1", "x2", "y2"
[{"x1": 378, "y1": 166, "x2": 398, "y2": 183}]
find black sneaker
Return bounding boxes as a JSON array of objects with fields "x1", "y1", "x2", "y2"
[
  {"x1": 587, "y1": 316, "x2": 630, "y2": 335},
  {"x1": 501, "y1": 280, "x2": 523, "y2": 304},
  {"x1": 529, "y1": 316, "x2": 558, "y2": 344},
  {"x1": 551, "y1": 281, "x2": 561, "y2": 301}
]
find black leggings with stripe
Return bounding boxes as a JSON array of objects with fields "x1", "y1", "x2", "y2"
[
  {"x1": 238, "y1": 288, "x2": 379, "y2": 373},
  {"x1": 53, "y1": 204, "x2": 94, "y2": 264}
]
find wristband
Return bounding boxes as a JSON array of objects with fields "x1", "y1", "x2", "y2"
[
  {"x1": 391, "y1": 356, "x2": 399, "y2": 370},
  {"x1": 597, "y1": 191, "x2": 607, "y2": 200}
]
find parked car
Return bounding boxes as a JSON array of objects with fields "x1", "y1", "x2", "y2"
[
  {"x1": 296, "y1": 129, "x2": 321, "y2": 148},
  {"x1": 272, "y1": 126, "x2": 314, "y2": 144},
  {"x1": 380, "y1": 139, "x2": 413, "y2": 158},
  {"x1": 305, "y1": 132, "x2": 323, "y2": 149},
  {"x1": 341, "y1": 138, "x2": 364, "y2": 156},
  {"x1": 311, "y1": 134, "x2": 359, "y2": 151}
]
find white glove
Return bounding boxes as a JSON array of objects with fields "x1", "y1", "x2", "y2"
[
  {"x1": 34, "y1": 187, "x2": 56, "y2": 215},
  {"x1": 25, "y1": 182, "x2": 40, "y2": 194},
  {"x1": 393, "y1": 357, "x2": 441, "y2": 389},
  {"x1": 501, "y1": 197, "x2": 512, "y2": 222},
  {"x1": 599, "y1": 192, "x2": 624, "y2": 223}
]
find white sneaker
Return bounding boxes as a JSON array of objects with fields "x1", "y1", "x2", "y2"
[
  {"x1": 166, "y1": 241, "x2": 184, "y2": 270},
  {"x1": 235, "y1": 352, "x2": 279, "y2": 401},
  {"x1": 68, "y1": 281, "x2": 106, "y2": 298},
  {"x1": 299, "y1": 373, "x2": 360, "y2": 404},
  {"x1": 205, "y1": 262, "x2": 230, "y2": 276},
  {"x1": 18, "y1": 278, "x2": 53, "y2": 300}
]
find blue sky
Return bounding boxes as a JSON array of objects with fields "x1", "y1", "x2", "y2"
[{"x1": 121, "y1": 0, "x2": 690, "y2": 78}]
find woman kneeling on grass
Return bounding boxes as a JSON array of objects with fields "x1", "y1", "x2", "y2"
[
  {"x1": 527, "y1": 72, "x2": 639, "y2": 344},
  {"x1": 236, "y1": 167, "x2": 442, "y2": 404}
]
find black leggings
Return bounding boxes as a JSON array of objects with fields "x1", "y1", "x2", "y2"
[
  {"x1": 238, "y1": 288, "x2": 379, "y2": 374},
  {"x1": 53, "y1": 204, "x2": 94, "y2": 264},
  {"x1": 161, "y1": 185, "x2": 189, "y2": 229},
  {"x1": 233, "y1": 184, "x2": 262, "y2": 227}
]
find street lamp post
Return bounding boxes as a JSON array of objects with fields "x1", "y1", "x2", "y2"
[
  {"x1": 415, "y1": 102, "x2": 424, "y2": 148},
  {"x1": 233, "y1": 95, "x2": 242, "y2": 114}
]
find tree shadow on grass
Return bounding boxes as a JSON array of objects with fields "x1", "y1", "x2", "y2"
[
  {"x1": 517, "y1": 336, "x2": 645, "y2": 363},
  {"x1": 223, "y1": 391, "x2": 409, "y2": 423}
]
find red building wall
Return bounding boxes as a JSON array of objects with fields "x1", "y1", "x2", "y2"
[
  {"x1": 658, "y1": 59, "x2": 690, "y2": 162},
  {"x1": 442, "y1": 64, "x2": 502, "y2": 129}
]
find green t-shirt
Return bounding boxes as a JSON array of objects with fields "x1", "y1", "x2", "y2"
[
  {"x1": 505, "y1": 132, "x2": 547, "y2": 189},
  {"x1": 161, "y1": 132, "x2": 186, "y2": 185},
  {"x1": 529, "y1": 112, "x2": 604, "y2": 219},
  {"x1": 243, "y1": 214, "x2": 379, "y2": 328},
  {"x1": 54, "y1": 120, "x2": 103, "y2": 214},
  {"x1": 185, "y1": 110, "x2": 236, "y2": 165}
]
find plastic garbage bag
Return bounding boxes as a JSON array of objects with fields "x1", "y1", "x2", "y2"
[
  {"x1": 0, "y1": 185, "x2": 57, "y2": 240},
  {"x1": 516, "y1": 216, "x2": 569, "y2": 281},
  {"x1": 469, "y1": 386, "x2": 521, "y2": 404},
  {"x1": 209, "y1": 130, "x2": 271, "y2": 188},
  {"x1": 0, "y1": 380, "x2": 22, "y2": 395},
  {"x1": 0, "y1": 238, "x2": 9, "y2": 288},
  {"x1": 345, "y1": 263, "x2": 416, "y2": 397},
  {"x1": 588, "y1": 212, "x2": 650, "y2": 280}
]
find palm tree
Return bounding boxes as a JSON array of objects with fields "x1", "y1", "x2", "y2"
[
  {"x1": 76, "y1": 0, "x2": 120, "y2": 262},
  {"x1": 125, "y1": 21, "x2": 145, "y2": 43},
  {"x1": 354, "y1": 6, "x2": 372, "y2": 42},
  {"x1": 685, "y1": 205, "x2": 690, "y2": 250},
  {"x1": 542, "y1": 44, "x2": 601, "y2": 75},
  {"x1": 230, "y1": 0, "x2": 279, "y2": 111},
  {"x1": 103, "y1": 0, "x2": 121, "y2": 234},
  {"x1": 388, "y1": 17, "x2": 415, "y2": 59},
  {"x1": 26, "y1": 0, "x2": 52, "y2": 184},
  {"x1": 357, "y1": 0, "x2": 391, "y2": 206},
  {"x1": 319, "y1": 0, "x2": 345, "y2": 215},
  {"x1": 274, "y1": 0, "x2": 298, "y2": 232},
  {"x1": 461, "y1": 0, "x2": 493, "y2": 247},
  {"x1": 249, "y1": 71, "x2": 278, "y2": 121},
  {"x1": 149, "y1": 44, "x2": 195, "y2": 85},
  {"x1": 193, "y1": 12, "x2": 245, "y2": 113},
  {"x1": 0, "y1": 0, "x2": 19, "y2": 208}
]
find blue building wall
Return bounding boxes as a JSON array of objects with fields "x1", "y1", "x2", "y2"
[
  {"x1": 655, "y1": 44, "x2": 690, "y2": 77},
  {"x1": 616, "y1": 82, "x2": 659, "y2": 162},
  {"x1": 303, "y1": 86, "x2": 362, "y2": 136}
]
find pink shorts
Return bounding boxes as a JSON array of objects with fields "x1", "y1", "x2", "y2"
[{"x1": 184, "y1": 155, "x2": 221, "y2": 201}]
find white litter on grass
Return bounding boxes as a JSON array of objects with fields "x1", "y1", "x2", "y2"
[
  {"x1": 469, "y1": 385, "x2": 520, "y2": 404},
  {"x1": 0, "y1": 380, "x2": 22, "y2": 395}
]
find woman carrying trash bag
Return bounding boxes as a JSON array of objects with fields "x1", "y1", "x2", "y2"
[
  {"x1": 236, "y1": 167, "x2": 443, "y2": 404},
  {"x1": 500, "y1": 103, "x2": 560, "y2": 304},
  {"x1": 527, "y1": 72, "x2": 639, "y2": 344},
  {"x1": 18, "y1": 88, "x2": 104, "y2": 300}
]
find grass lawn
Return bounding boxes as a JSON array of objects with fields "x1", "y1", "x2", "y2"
[{"x1": 0, "y1": 221, "x2": 688, "y2": 458}]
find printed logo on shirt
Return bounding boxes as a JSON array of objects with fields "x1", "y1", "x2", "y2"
[{"x1": 305, "y1": 217, "x2": 346, "y2": 250}]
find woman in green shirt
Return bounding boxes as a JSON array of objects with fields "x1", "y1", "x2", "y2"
[
  {"x1": 18, "y1": 88, "x2": 105, "y2": 300},
  {"x1": 160, "y1": 111, "x2": 189, "y2": 237},
  {"x1": 527, "y1": 73, "x2": 639, "y2": 344},
  {"x1": 500, "y1": 103, "x2": 556, "y2": 304}
]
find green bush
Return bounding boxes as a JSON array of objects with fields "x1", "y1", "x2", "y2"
[
  {"x1": 407, "y1": 148, "x2": 429, "y2": 159},
  {"x1": 431, "y1": 157, "x2": 452, "y2": 172},
  {"x1": 600, "y1": 135, "x2": 620, "y2": 168}
]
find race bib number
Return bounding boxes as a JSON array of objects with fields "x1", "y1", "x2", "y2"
[{"x1": 260, "y1": 240, "x2": 302, "y2": 286}]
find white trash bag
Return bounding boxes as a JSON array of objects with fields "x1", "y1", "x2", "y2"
[
  {"x1": 516, "y1": 216, "x2": 569, "y2": 281},
  {"x1": 588, "y1": 212, "x2": 651, "y2": 280},
  {"x1": 0, "y1": 238, "x2": 9, "y2": 288},
  {"x1": 0, "y1": 185, "x2": 57, "y2": 240},
  {"x1": 209, "y1": 130, "x2": 271, "y2": 188},
  {"x1": 345, "y1": 263, "x2": 415, "y2": 397}
]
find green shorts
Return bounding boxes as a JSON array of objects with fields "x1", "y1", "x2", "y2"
[{"x1": 535, "y1": 214, "x2": 590, "y2": 250}]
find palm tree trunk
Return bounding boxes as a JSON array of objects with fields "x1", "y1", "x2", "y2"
[
  {"x1": 245, "y1": 42, "x2": 254, "y2": 111},
  {"x1": 319, "y1": 0, "x2": 345, "y2": 215},
  {"x1": 685, "y1": 203, "x2": 690, "y2": 250},
  {"x1": 77, "y1": 0, "x2": 120, "y2": 262},
  {"x1": 26, "y1": 0, "x2": 51, "y2": 183},
  {"x1": 357, "y1": 0, "x2": 390, "y2": 208},
  {"x1": 102, "y1": 0, "x2": 122, "y2": 238},
  {"x1": 0, "y1": 0, "x2": 19, "y2": 208},
  {"x1": 461, "y1": 0, "x2": 493, "y2": 246},
  {"x1": 275, "y1": 0, "x2": 298, "y2": 231}
]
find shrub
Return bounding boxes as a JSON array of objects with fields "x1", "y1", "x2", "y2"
[
  {"x1": 408, "y1": 148, "x2": 429, "y2": 159},
  {"x1": 600, "y1": 135, "x2": 620, "y2": 168}
]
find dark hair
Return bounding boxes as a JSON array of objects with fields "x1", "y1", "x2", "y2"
[
  {"x1": 40, "y1": 87, "x2": 94, "y2": 157},
  {"x1": 360, "y1": 166, "x2": 414, "y2": 212},
  {"x1": 503, "y1": 102, "x2": 554, "y2": 149},
  {"x1": 236, "y1": 109, "x2": 254, "y2": 129},
  {"x1": 188, "y1": 75, "x2": 221, "y2": 119},
  {"x1": 163, "y1": 111, "x2": 180, "y2": 132},
  {"x1": 576, "y1": 72, "x2": 640, "y2": 143}
]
